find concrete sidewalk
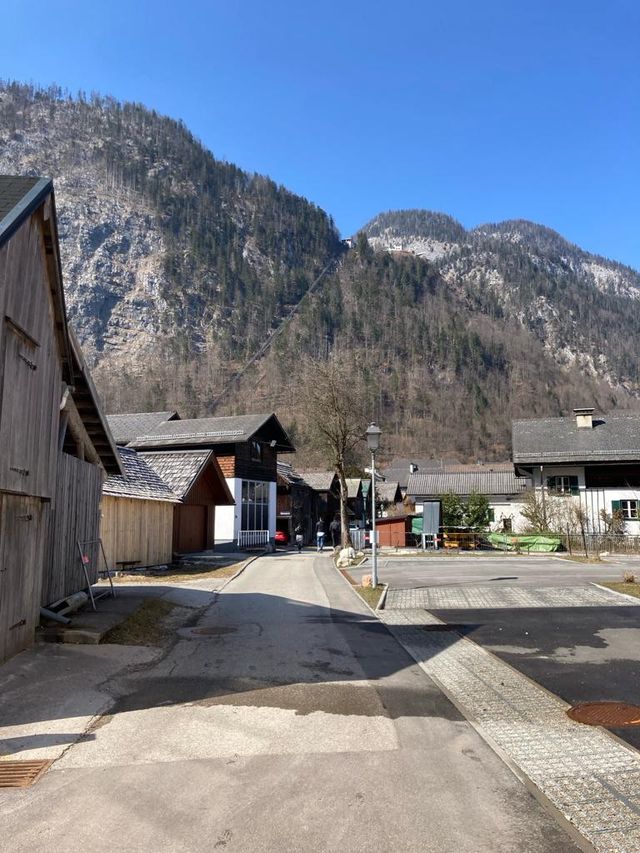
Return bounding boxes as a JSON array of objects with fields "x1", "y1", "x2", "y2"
[
  {"x1": 0, "y1": 554, "x2": 581, "y2": 852},
  {"x1": 378, "y1": 596, "x2": 640, "y2": 853}
]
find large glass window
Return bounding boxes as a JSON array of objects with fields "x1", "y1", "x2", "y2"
[
  {"x1": 241, "y1": 480, "x2": 270, "y2": 530},
  {"x1": 547, "y1": 476, "x2": 579, "y2": 496}
]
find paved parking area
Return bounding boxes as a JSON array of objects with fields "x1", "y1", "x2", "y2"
[
  {"x1": 376, "y1": 554, "x2": 640, "y2": 851},
  {"x1": 386, "y1": 583, "x2": 636, "y2": 610},
  {"x1": 351, "y1": 554, "x2": 625, "y2": 589},
  {"x1": 379, "y1": 606, "x2": 640, "y2": 853}
]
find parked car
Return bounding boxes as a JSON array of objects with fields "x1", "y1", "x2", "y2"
[{"x1": 275, "y1": 529, "x2": 289, "y2": 546}]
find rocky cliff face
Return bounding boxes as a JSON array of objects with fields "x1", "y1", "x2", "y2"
[
  {"x1": 2, "y1": 84, "x2": 639, "y2": 460},
  {"x1": 363, "y1": 210, "x2": 640, "y2": 396}
]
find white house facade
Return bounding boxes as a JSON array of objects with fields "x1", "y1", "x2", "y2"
[{"x1": 512, "y1": 407, "x2": 640, "y2": 536}]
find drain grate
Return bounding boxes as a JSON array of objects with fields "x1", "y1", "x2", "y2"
[
  {"x1": 567, "y1": 702, "x2": 640, "y2": 727},
  {"x1": 0, "y1": 760, "x2": 53, "y2": 788}
]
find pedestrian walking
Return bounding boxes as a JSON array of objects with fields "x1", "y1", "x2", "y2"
[
  {"x1": 294, "y1": 522, "x2": 304, "y2": 553},
  {"x1": 316, "y1": 519, "x2": 326, "y2": 551},
  {"x1": 329, "y1": 517, "x2": 340, "y2": 548}
]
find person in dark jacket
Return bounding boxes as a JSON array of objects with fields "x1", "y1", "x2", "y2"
[
  {"x1": 316, "y1": 519, "x2": 326, "y2": 551},
  {"x1": 329, "y1": 517, "x2": 340, "y2": 548},
  {"x1": 294, "y1": 522, "x2": 304, "y2": 553}
]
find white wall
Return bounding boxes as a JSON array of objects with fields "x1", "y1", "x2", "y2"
[
  {"x1": 489, "y1": 501, "x2": 527, "y2": 533},
  {"x1": 215, "y1": 477, "x2": 240, "y2": 543}
]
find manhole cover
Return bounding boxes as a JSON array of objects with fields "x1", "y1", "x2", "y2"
[
  {"x1": 567, "y1": 702, "x2": 640, "y2": 727},
  {"x1": 0, "y1": 760, "x2": 53, "y2": 788},
  {"x1": 190, "y1": 626, "x2": 236, "y2": 636}
]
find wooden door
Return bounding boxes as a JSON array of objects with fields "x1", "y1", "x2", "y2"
[
  {"x1": 0, "y1": 493, "x2": 46, "y2": 663},
  {"x1": 175, "y1": 505, "x2": 207, "y2": 553}
]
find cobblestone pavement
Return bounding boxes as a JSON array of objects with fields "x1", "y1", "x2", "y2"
[
  {"x1": 385, "y1": 583, "x2": 636, "y2": 611},
  {"x1": 378, "y1": 607, "x2": 640, "y2": 853}
]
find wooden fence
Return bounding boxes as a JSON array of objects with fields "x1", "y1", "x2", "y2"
[{"x1": 42, "y1": 452, "x2": 103, "y2": 606}]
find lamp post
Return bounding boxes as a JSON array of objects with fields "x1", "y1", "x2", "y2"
[{"x1": 366, "y1": 422, "x2": 382, "y2": 588}]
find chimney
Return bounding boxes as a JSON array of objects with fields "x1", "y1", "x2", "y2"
[{"x1": 573, "y1": 407, "x2": 595, "y2": 429}]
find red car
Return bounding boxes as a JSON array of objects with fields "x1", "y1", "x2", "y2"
[{"x1": 275, "y1": 530, "x2": 289, "y2": 546}]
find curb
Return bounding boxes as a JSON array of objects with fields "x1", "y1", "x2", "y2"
[
  {"x1": 217, "y1": 553, "x2": 261, "y2": 593},
  {"x1": 590, "y1": 581, "x2": 640, "y2": 604}
]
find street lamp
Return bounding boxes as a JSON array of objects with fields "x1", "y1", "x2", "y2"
[{"x1": 366, "y1": 422, "x2": 382, "y2": 588}]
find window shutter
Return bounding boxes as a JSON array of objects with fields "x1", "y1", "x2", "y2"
[
  {"x1": 611, "y1": 500, "x2": 621, "y2": 513},
  {"x1": 570, "y1": 476, "x2": 579, "y2": 497},
  {"x1": 546, "y1": 477, "x2": 555, "y2": 490}
]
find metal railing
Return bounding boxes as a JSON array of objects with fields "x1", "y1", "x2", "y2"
[{"x1": 237, "y1": 530, "x2": 270, "y2": 549}]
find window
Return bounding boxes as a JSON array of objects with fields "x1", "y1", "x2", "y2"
[
  {"x1": 613, "y1": 499, "x2": 638, "y2": 520},
  {"x1": 488, "y1": 508, "x2": 495, "y2": 523},
  {"x1": 547, "y1": 476, "x2": 579, "y2": 496},
  {"x1": 241, "y1": 480, "x2": 270, "y2": 530},
  {"x1": 250, "y1": 440, "x2": 262, "y2": 462}
]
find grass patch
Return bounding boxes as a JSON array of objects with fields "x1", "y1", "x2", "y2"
[
  {"x1": 355, "y1": 585, "x2": 385, "y2": 609},
  {"x1": 102, "y1": 599, "x2": 176, "y2": 645},
  {"x1": 600, "y1": 582, "x2": 640, "y2": 600},
  {"x1": 111, "y1": 560, "x2": 244, "y2": 584}
]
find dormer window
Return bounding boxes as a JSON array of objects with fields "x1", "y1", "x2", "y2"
[{"x1": 250, "y1": 439, "x2": 262, "y2": 462}]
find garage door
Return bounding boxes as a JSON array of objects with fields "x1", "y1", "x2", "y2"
[{"x1": 175, "y1": 505, "x2": 207, "y2": 553}]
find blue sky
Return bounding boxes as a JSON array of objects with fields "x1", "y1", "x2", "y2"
[{"x1": 4, "y1": 0, "x2": 639, "y2": 268}]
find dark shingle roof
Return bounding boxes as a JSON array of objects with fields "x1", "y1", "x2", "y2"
[
  {"x1": 107, "y1": 411, "x2": 180, "y2": 445},
  {"x1": 0, "y1": 176, "x2": 51, "y2": 248},
  {"x1": 407, "y1": 470, "x2": 530, "y2": 498},
  {"x1": 103, "y1": 448, "x2": 179, "y2": 502},
  {"x1": 512, "y1": 412, "x2": 640, "y2": 464},
  {"x1": 130, "y1": 413, "x2": 295, "y2": 452}
]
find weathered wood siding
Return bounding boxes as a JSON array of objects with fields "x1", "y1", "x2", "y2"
[
  {"x1": 0, "y1": 213, "x2": 62, "y2": 499},
  {"x1": 0, "y1": 493, "x2": 47, "y2": 662},
  {"x1": 101, "y1": 496, "x2": 174, "y2": 568},
  {"x1": 42, "y1": 452, "x2": 104, "y2": 606}
]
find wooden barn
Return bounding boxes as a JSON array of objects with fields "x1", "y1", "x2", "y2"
[
  {"x1": 0, "y1": 176, "x2": 121, "y2": 663},
  {"x1": 102, "y1": 447, "x2": 179, "y2": 569},
  {"x1": 140, "y1": 450, "x2": 234, "y2": 553}
]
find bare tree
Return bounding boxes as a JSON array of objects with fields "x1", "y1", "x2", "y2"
[{"x1": 299, "y1": 354, "x2": 368, "y2": 547}]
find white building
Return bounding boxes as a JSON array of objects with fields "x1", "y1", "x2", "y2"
[{"x1": 512, "y1": 407, "x2": 640, "y2": 536}]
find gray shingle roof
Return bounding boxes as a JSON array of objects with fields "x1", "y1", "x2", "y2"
[
  {"x1": 407, "y1": 470, "x2": 530, "y2": 498},
  {"x1": 139, "y1": 450, "x2": 215, "y2": 500},
  {"x1": 378, "y1": 481, "x2": 402, "y2": 503},
  {"x1": 301, "y1": 471, "x2": 338, "y2": 492},
  {"x1": 0, "y1": 176, "x2": 51, "y2": 248},
  {"x1": 130, "y1": 413, "x2": 295, "y2": 452},
  {"x1": 107, "y1": 411, "x2": 180, "y2": 445},
  {"x1": 103, "y1": 448, "x2": 179, "y2": 502},
  {"x1": 277, "y1": 461, "x2": 306, "y2": 485},
  {"x1": 512, "y1": 411, "x2": 640, "y2": 464}
]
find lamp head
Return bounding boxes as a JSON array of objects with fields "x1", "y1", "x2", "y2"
[{"x1": 365, "y1": 422, "x2": 382, "y2": 453}]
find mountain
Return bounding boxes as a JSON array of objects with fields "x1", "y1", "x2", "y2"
[{"x1": 1, "y1": 83, "x2": 639, "y2": 463}]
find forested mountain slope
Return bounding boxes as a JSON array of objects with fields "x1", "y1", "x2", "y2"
[{"x1": 1, "y1": 83, "x2": 638, "y2": 462}]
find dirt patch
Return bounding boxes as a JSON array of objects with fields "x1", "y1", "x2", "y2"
[
  {"x1": 111, "y1": 560, "x2": 244, "y2": 584},
  {"x1": 102, "y1": 599, "x2": 177, "y2": 645}
]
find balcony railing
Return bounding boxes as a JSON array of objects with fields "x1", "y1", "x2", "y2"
[{"x1": 237, "y1": 529, "x2": 270, "y2": 549}]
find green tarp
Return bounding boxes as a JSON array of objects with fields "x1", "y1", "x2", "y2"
[
  {"x1": 411, "y1": 516, "x2": 423, "y2": 535},
  {"x1": 487, "y1": 532, "x2": 562, "y2": 552}
]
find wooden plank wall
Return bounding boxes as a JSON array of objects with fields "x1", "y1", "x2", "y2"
[
  {"x1": 101, "y1": 496, "x2": 174, "y2": 568},
  {"x1": 0, "y1": 494, "x2": 47, "y2": 663},
  {"x1": 0, "y1": 213, "x2": 62, "y2": 500},
  {"x1": 42, "y1": 452, "x2": 104, "y2": 606}
]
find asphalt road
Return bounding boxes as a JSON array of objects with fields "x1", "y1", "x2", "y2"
[
  {"x1": 349, "y1": 554, "x2": 625, "y2": 589},
  {"x1": 0, "y1": 554, "x2": 581, "y2": 853},
  {"x1": 430, "y1": 602, "x2": 640, "y2": 751}
]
